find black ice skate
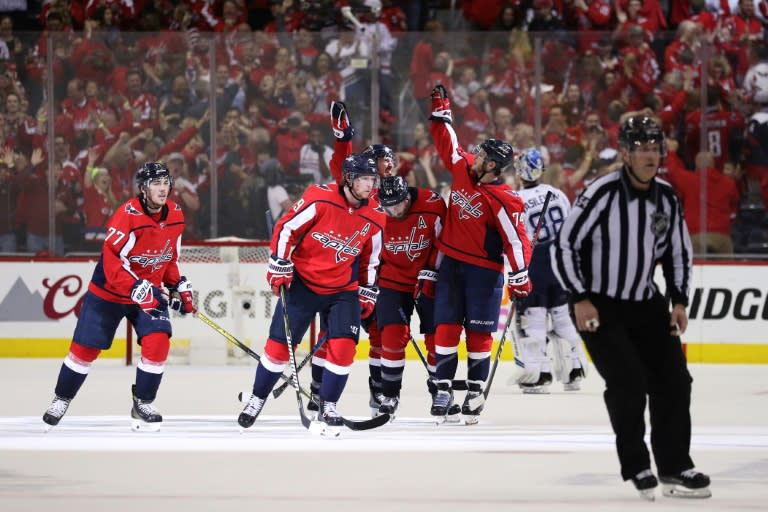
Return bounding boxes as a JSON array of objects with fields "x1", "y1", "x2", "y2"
[
  {"x1": 431, "y1": 380, "x2": 461, "y2": 423},
  {"x1": 131, "y1": 385, "x2": 162, "y2": 432},
  {"x1": 238, "y1": 394, "x2": 266, "y2": 429},
  {"x1": 631, "y1": 469, "x2": 658, "y2": 501},
  {"x1": 378, "y1": 395, "x2": 399, "y2": 416},
  {"x1": 368, "y1": 377, "x2": 385, "y2": 417},
  {"x1": 563, "y1": 367, "x2": 586, "y2": 391},
  {"x1": 519, "y1": 372, "x2": 552, "y2": 394},
  {"x1": 659, "y1": 469, "x2": 711, "y2": 499},
  {"x1": 43, "y1": 395, "x2": 71, "y2": 431},
  {"x1": 461, "y1": 380, "x2": 484, "y2": 425}
]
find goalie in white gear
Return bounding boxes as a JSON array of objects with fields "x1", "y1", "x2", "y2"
[{"x1": 511, "y1": 148, "x2": 588, "y2": 393}]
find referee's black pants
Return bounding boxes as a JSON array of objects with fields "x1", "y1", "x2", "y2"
[{"x1": 578, "y1": 293, "x2": 695, "y2": 481}]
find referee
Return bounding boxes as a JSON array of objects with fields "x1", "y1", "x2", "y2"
[{"x1": 552, "y1": 116, "x2": 711, "y2": 501}]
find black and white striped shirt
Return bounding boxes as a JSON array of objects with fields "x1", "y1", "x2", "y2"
[{"x1": 551, "y1": 167, "x2": 693, "y2": 305}]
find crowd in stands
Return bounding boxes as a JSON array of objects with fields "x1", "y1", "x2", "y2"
[{"x1": 0, "y1": 0, "x2": 766, "y2": 256}]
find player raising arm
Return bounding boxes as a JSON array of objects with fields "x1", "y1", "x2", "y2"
[
  {"x1": 428, "y1": 84, "x2": 532, "y2": 423},
  {"x1": 42, "y1": 162, "x2": 194, "y2": 432}
]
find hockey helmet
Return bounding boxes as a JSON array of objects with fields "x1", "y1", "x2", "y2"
[
  {"x1": 476, "y1": 138, "x2": 515, "y2": 174},
  {"x1": 342, "y1": 153, "x2": 378, "y2": 180},
  {"x1": 135, "y1": 161, "x2": 173, "y2": 192},
  {"x1": 377, "y1": 175, "x2": 409, "y2": 207},
  {"x1": 362, "y1": 143, "x2": 398, "y2": 175},
  {"x1": 618, "y1": 116, "x2": 665, "y2": 155},
  {"x1": 746, "y1": 62, "x2": 768, "y2": 104},
  {"x1": 514, "y1": 148, "x2": 545, "y2": 182}
]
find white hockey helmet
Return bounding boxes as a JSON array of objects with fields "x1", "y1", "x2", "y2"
[
  {"x1": 514, "y1": 147, "x2": 545, "y2": 182},
  {"x1": 746, "y1": 62, "x2": 768, "y2": 104}
]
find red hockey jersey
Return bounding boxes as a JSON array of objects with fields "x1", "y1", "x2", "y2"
[
  {"x1": 271, "y1": 184, "x2": 385, "y2": 294},
  {"x1": 430, "y1": 121, "x2": 531, "y2": 273},
  {"x1": 379, "y1": 188, "x2": 446, "y2": 292},
  {"x1": 88, "y1": 197, "x2": 185, "y2": 304}
]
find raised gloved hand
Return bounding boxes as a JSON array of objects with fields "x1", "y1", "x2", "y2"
[
  {"x1": 169, "y1": 276, "x2": 194, "y2": 314},
  {"x1": 414, "y1": 269, "x2": 438, "y2": 299},
  {"x1": 130, "y1": 279, "x2": 168, "y2": 318},
  {"x1": 330, "y1": 101, "x2": 354, "y2": 141},
  {"x1": 507, "y1": 270, "x2": 532, "y2": 298},
  {"x1": 429, "y1": 84, "x2": 452, "y2": 124},
  {"x1": 358, "y1": 285, "x2": 379, "y2": 319},
  {"x1": 267, "y1": 256, "x2": 294, "y2": 296}
]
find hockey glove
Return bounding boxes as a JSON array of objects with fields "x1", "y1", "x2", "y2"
[
  {"x1": 169, "y1": 276, "x2": 194, "y2": 315},
  {"x1": 330, "y1": 101, "x2": 354, "y2": 141},
  {"x1": 429, "y1": 84, "x2": 452, "y2": 123},
  {"x1": 358, "y1": 285, "x2": 379, "y2": 319},
  {"x1": 130, "y1": 279, "x2": 168, "y2": 318},
  {"x1": 414, "y1": 269, "x2": 438, "y2": 299},
  {"x1": 507, "y1": 270, "x2": 532, "y2": 298},
  {"x1": 267, "y1": 256, "x2": 294, "y2": 296}
]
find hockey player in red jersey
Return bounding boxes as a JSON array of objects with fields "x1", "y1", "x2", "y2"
[
  {"x1": 373, "y1": 175, "x2": 445, "y2": 417},
  {"x1": 238, "y1": 153, "x2": 385, "y2": 430},
  {"x1": 428, "y1": 84, "x2": 532, "y2": 423},
  {"x1": 42, "y1": 162, "x2": 194, "y2": 432}
]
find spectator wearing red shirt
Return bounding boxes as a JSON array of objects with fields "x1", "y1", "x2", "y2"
[
  {"x1": 455, "y1": 83, "x2": 492, "y2": 144},
  {"x1": 684, "y1": 87, "x2": 746, "y2": 170},
  {"x1": 167, "y1": 152, "x2": 201, "y2": 240},
  {"x1": 718, "y1": 0, "x2": 765, "y2": 82},
  {"x1": 664, "y1": 147, "x2": 740, "y2": 254},
  {"x1": 274, "y1": 112, "x2": 309, "y2": 175},
  {"x1": 61, "y1": 78, "x2": 103, "y2": 133},
  {"x1": 409, "y1": 19, "x2": 444, "y2": 113},
  {"x1": 571, "y1": 0, "x2": 615, "y2": 53},
  {"x1": 81, "y1": 165, "x2": 119, "y2": 252}
]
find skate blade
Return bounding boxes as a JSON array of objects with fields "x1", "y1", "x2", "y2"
[
  {"x1": 131, "y1": 419, "x2": 161, "y2": 432},
  {"x1": 43, "y1": 423, "x2": 55, "y2": 433},
  {"x1": 434, "y1": 413, "x2": 462, "y2": 425},
  {"x1": 563, "y1": 382, "x2": 581, "y2": 391},
  {"x1": 662, "y1": 484, "x2": 712, "y2": 499},
  {"x1": 463, "y1": 415, "x2": 480, "y2": 425},
  {"x1": 637, "y1": 489, "x2": 656, "y2": 501},
  {"x1": 521, "y1": 386, "x2": 551, "y2": 395}
]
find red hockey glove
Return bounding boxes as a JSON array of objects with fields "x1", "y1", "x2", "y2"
[
  {"x1": 330, "y1": 101, "x2": 354, "y2": 141},
  {"x1": 267, "y1": 256, "x2": 294, "y2": 296},
  {"x1": 414, "y1": 269, "x2": 438, "y2": 299},
  {"x1": 169, "y1": 276, "x2": 194, "y2": 315},
  {"x1": 130, "y1": 279, "x2": 168, "y2": 318},
  {"x1": 358, "y1": 285, "x2": 379, "y2": 319},
  {"x1": 430, "y1": 84, "x2": 452, "y2": 123},
  {"x1": 507, "y1": 270, "x2": 532, "y2": 299}
]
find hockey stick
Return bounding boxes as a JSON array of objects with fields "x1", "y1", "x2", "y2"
[
  {"x1": 397, "y1": 308, "x2": 468, "y2": 391},
  {"x1": 272, "y1": 333, "x2": 329, "y2": 398},
  {"x1": 470, "y1": 190, "x2": 554, "y2": 410},
  {"x1": 196, "y1": 310, "x2": 391, "y2": 430},
  {"x1": 279, "y1": 285, "x2": 315, "y2": 430}
]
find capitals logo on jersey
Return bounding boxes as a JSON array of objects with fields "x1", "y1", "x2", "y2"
[
  {"x1": 128, "y1": 239, "x2": 175, "y2": 272},
  {"x1": 125, "y1": 203, "x2": 142, "y2": 216},
  {"x1": 384, "y1": 216, "x2": 431, "y2": 262},
  {"x1": 451, "y1": 189, "x2": 483, "y2": 219},
  {"x1": 311, "y1": 224, "x2": 370, "y2": 263}
]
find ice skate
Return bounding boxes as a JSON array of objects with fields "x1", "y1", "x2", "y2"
[
  {"x1": 319, "y1": 400, "x2": 343, "y2": 437},
  {"x1": 431, "y1": 380, "x2": 461, "y2": 424},
  {"x1": 519, "y1": 372, "x2": 552, "y2": 394},
  {"x1": 368, "y1": 377, "x2": 385, "y2": 417},
  {"x1": 461, "y1": 380, "x2": 484, "y2": 425},
  {"x1": 130, "y1": 385, "x2": 162, "y2": 432},
  {"x1": 306, "y1": 390, "x2": 320, "y2": 420},
  {"x1": 563, "y1": 367, "x2": 586, "y2": 391},
  {"x1": 631, "y1": 469, "x2": 658, "y2": 501},
  {"x1": 42, "y1": 396, "x2": 71, "y2": 431},
  {"x1": 660, "y1": 469, "x2": 711, "y2": 499},
  {"x1": 378, "y1": 395, "x2": 399, "y2": 417},
  {"x1": 238, "y1": 393, "x2": 266, "y2": 429}
]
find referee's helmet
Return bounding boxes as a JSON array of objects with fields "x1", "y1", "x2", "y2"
[
  {"x1": 618, "y1": 116, "x2": 665, "y2": 155},
  {"x1": 514, "y1": 148, "x2": 545, "y2": 182}
]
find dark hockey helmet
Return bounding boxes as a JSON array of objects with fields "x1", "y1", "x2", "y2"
[
  {"x1": 377, "y1": 175, "x2": 409, "y2": 207},
  {"x1": 342, "y1": 153, "x2": 378, "y2": 180},
  {"x1": 362, "y1": 143, "x2": 398, "y2": 175},
  {"x1": 618, "y1": 115, "x2": 666, "y2": 156},
  {"x1": 135, "y1": 161, "x2": 173, "y2": 193},
  {"x1": 477, "y1": 138, "x2": 515, "y2": 174}
]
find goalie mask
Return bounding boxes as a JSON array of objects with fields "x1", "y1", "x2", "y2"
[{"x1": 515, "y1": 148, "x2": 545, "y2": 182}]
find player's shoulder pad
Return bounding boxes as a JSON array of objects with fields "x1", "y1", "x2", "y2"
[{"x1": 414, "y1": 187, "x2": 446, "y2": 213}]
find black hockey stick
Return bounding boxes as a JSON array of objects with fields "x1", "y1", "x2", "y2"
[
  {"x1": 272, "y1": 333, "x2": 329, "y2": 398},
  {"x1": 279, "y1": 285, "x2": 314, "y2": 430},
  {"x1": 397, "y1": 308, "x2": 468, "y2": 391},
  {"x1": 474, "y1": 191, "x2": 554, "y2": 409},
  {"x1": 196, "y1": 310, "x2": 390, "y2": 430}
]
